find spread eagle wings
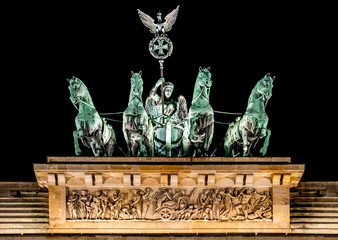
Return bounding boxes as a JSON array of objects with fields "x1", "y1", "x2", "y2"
[
  {"x1": 163, "y1": 5, "x2": 180, "y2": 32},
  {"x1": 137, "y1": 5, "x2": 180, "y2": 34},
  {"x1": 137, "y1": 9, "x2": 156, "y2": 34}
]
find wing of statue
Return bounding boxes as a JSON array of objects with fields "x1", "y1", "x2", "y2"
[
  {"x1": 177, "y1": 95, "x2": 188, "y2": 120},
  {"x1": 137, "y1": 9, "x2": 157, "y2": 34},
  {"x1": 163, "y1": 5, "x2": 180, "y2": 33}
]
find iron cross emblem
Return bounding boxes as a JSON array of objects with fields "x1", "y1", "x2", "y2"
[{"x1": 149, "y1": 35, "x2": 173, "y2": 60}]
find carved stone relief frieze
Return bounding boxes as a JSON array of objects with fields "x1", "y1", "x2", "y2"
[{"x1": 66, "y1": 187, "x2": 272, "y2": 221}]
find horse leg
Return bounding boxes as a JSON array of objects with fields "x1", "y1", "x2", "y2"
[
  {"x1": 183, "y1": 139, "x2": 190, "y2": 156},
  {"x1": 127, "y1": 143, "x2": 132, "y2": 157},
  {"x1": 204, "y1": 122, "x2": 214, "y2": 155},
  {"x1": 88, "y1": 138, "x2": 99, "y2": 157},
  {"x1": 143, "y1": 137, "x2": 152, "y2": 157},
  {"x1": 94, "y1": 129, "x2": 104, "y2": 156},
  {"x1": 224, "y1": 136, "x2": 233, "y2": 157},
  {"x1": 260, "y1": 129, "x2": 271, "y2": 156},
  {"x1": 104, "y1": 138, "x2": 115, "y2": 157},
  {"x1": 106, "y1": 128, "x2": 116, "y2": 157},
  {"x1": 131, "y1": 141, "x2": 139, "y2": 157},
  {"x1": 73, "y1": 130, "x2": 82, "y2": 155},
  {"x1": 242, "y1": 130, "x2": 250, "y2": 157},
  {"x1": 139, "y1": 129, "x2": 148, "y2": 157}
]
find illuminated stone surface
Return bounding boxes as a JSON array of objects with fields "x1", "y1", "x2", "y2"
[{"x1": 32, "y1": 157, "x2": 304, "y2": 234}]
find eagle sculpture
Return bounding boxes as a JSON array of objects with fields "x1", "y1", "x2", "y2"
[{"x1": 137, "y1": 5, "x2": 180, "y2": 34}]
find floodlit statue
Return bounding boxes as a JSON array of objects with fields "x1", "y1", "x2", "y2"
[
  {"x1": 224, "y1": 73, "x2": 275, "y2": 157},
  {"x1": 123, "y1": 71, "x2": 154, "y2": 156},
  {"x1": 145, "y1": 78, "x2": 188, "y2": 157},
  {"x1": 183, "y1": 67, "x2": 214, "y2": 156},
  {"x1": 67, "y1": 76, "x2": 116, "y2": 156}
]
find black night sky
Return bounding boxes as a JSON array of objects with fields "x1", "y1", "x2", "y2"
[{"x1": 0, "y1": 2, "x2": 336, "y2": 182}]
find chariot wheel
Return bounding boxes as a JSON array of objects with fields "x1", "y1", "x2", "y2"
[{"x1": 159, "y1": 207, "x2": 174, "y2": 220}]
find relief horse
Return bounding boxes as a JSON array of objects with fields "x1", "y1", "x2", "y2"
[
  {"x1": 224, "y1": 73, "x2": 275, "y2": 157},
  {"x1": 183, "y1": 67, "x2": 214, "y2": 156},
  {"x1": 68, "y1": 76, "x2": 116, "y2": 156},
  {"x1": 122, "y1": 71, "x2": 154, "y2": 156}
]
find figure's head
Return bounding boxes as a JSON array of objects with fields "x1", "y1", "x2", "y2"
[
  {"x1": 70, "y1": 190, "x2": 78, "y2": 196},
  {"x1": 67, "y1": 76, "x2": 86, "y2": 104},
  {"x1": 256, "y1": 73, "x2": 275, "y2": 101},
  {"x1": 179, "y1": 202, "x2": 186, "y2": 209},
  {"x1": 197, "y1": 66, "x2": 212, "y2": 88},
  {"x1": 80, "y1": 190, "x2": 88, "y2": 196},
  {"x1": 163, "y1": 82, "x2": 174, "y2": 99},
  {"x1": 130, "y1": 71, "x2": 143, "y2": 97}
]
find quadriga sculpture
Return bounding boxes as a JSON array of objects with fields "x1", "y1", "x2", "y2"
[
  {"x1": 68, "y1": 76, "x2": 116, "y2": 156},
  {"x1": 123, "y1": 71, "x2": 154, "y2": 156},
  {"x1": 183, "y1": 67, "x2": 214, "y2": 156},
  {"x1": 224, "y1": 73, "x2": 275, "y2": 157}
]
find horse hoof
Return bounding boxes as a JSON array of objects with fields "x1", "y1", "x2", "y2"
[{"x1": 260, "y1": 149, "x2": 267, "y2": 156}]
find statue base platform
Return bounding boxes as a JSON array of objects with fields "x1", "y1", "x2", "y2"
[{"x1": 34, "y1": 157, "x2": 304, "y2": 234}]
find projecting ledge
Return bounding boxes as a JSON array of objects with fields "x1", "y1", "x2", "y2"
[{"x1": 33, "y1": 160, "x2": 304, "y2": 189}]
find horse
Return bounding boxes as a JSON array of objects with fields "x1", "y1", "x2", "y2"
[
  {"x1": 183, "y1": 67, "x2": 214, "y2": 156},
  {"x1": 67, "y1": 76, "x2": 116, "y2": 156},
  {"x1": 122, "y1": 71, "x2": 154, "y2": 156},
  {"x1": 224, "y1": 73, "x2": 275, "y2": 157}
]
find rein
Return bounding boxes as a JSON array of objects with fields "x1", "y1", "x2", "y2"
[
  {"x1": 129, "y1": 93, "x2": 143, "y2": 104},
  {"x1": 78, "y1": 99, "x2": 96, "y2": 109}
]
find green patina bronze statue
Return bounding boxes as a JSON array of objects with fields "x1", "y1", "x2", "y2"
[
  {"x1": 224, "y1": 73, "x2": 275, "y2": 157},
  {"x1": 123, "y1": 71, "x2": 154, "y2": 157},
  {"x1": 145, "y1": 78, "x2": 188, "y2": 157},
  {"x1": 183, "y1": 67, "x2": 214, "y2": 157},
  {"x1": 68, "y1": 76, "x2": 116, "y2": 156},
  {"x1": 65, "y1": 7, "x2": 278, "y2": 159}
]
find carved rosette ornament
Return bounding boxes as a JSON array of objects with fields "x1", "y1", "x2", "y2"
[{"x1": 66, "y1": 187, "x2": 272, "y2": 222}]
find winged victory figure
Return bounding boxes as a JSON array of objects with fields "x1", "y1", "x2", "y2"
[{"x1": 137, "y1": 5, "x2": 180, "y2": 34}]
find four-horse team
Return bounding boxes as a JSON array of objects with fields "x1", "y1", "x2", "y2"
[{"x1": 68, "y1": 69, "x2": 275, "y2": 158}]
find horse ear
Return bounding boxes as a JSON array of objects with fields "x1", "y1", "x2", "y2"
[
  {"x1": 131, "y1": 71, "x2": 134, "y2": 75},
  {"x1": 67, "y1": 78, "x2": 70, "y2": 82},
  {"x1": 139, "y1": 71, "x2": 142, "y2": 76},
  {"x1": 265, "y1": 73, "x2": 270, "y2": 78},
  {"x1": 272, "y1": 76, "x2": 276, "y2": 81},
  {"x1": 199, "y1": 66, "x2": 202, "y2": 71},
  {"x1": 207, "y1": 66, "x2": 210, "y2": 71}
]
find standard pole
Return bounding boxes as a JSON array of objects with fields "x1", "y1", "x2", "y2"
[{"x1": 159, "y1": 60, "x2": 165, "y2": 122}]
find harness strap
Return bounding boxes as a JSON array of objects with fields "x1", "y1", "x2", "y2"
[{"x1": 78, "y1": 99, "x2": 96, "y2": 109}]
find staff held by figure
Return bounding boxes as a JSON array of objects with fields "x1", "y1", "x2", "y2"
[{"x1": 137, "y1": 5, "x2": 179, "y2": 122}]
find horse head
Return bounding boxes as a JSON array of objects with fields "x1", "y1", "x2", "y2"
[
  {"x1": 256, "y1": 73, "x2": 275, "y2": 102},
  {"x1": 67, "y1": 76, "x2": 87, "y2": 105},
  {"x1": 129, "y1": 71, "x2": 144, "y2": 103},
  {"x1": 197, "y1": 66, "x2": 212, "y2": 89}
]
